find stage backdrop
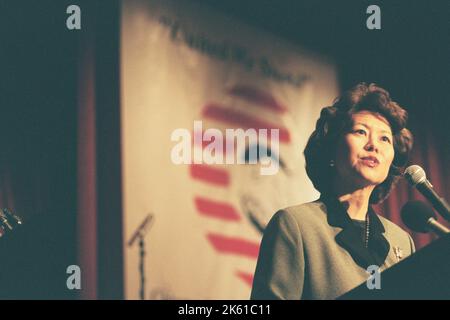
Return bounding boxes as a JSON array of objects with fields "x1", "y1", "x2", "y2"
[{"x1": 121, "y1": 0, "x2": 338, "y2": 299}]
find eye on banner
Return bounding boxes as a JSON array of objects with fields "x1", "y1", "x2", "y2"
[{"x1": 121, "y1": 0, "x2": 338, "y2": 299}]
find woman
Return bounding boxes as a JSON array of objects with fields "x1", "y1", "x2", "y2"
[{"x1": 251, "y1": 83, "x2": 415, "y2": 300}]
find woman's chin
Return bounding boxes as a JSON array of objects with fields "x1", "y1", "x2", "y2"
[{"x1": 358, "y1": 174, "x2": 384, "y2": 187}]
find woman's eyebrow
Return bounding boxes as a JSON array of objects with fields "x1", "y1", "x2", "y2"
[{"x1": 354, "y1": 122, "x2": 392, "y2": 135}]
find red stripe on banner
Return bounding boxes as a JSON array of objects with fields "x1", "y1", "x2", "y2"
[
  {"x1": 206, "y1": 233, "x2": 260, "y2": 259},
  {"x1": 195, "y1": 197, "x2": 241, "y2": 221},
  {"x1": 202, "y1": 104, "x2": 291, "y2": 143},
  {"x1": 228, "y1": 85, "x2": 288, "y2": 114},
  {"x1": 235, "y1": 271, "x2": 254, "y2": 287},
  {"x1": 190, "y1": 164, "x2": 230, "y2": 186}
]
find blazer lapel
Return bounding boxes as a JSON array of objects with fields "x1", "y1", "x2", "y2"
[{"x1": 322, "y1": 196, "x2": 390, "y2": 269}]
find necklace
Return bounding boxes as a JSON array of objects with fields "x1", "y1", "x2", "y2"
[{"x1": 365, "y1": 213, "x2": 370, "y2": 248}]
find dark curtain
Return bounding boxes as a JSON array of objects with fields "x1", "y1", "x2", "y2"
[
  {"x1": 0, "y1": 1, "x2": 79, "y2": 298},
  {"x1": 0, "y1": 0, "x2": 123, "y2": 299}
]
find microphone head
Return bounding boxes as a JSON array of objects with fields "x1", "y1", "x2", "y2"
[
  {"x1": 404, "y1": 165, "x2": 427, "y2": 186},
  {"x1": 401, "y1": 200, "x2": 436, "y2": 233}
]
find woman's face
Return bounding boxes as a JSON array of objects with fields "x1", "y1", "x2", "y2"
[{"x1": 335, "y1": 111, "x2": 395, "y2": 190}]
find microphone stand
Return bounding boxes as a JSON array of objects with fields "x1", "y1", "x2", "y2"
[
  {"x1": 416, "y1": 181, "x2": 450, "y2": 222},
  {"x1": 127, "y1": 214, "x2": 154, "y2": 300}
]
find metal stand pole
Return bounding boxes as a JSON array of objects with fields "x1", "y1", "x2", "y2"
[
  {"x1": 138, "y1": 234, "x2": 145, "y2": 300},
  {"x1": 128, "y1": 214, "x2": 153, "y2": 300}
]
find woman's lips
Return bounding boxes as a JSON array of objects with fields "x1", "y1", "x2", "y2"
[{"x1": 360, "y1": 158, "x2": 379, "y2": 168}]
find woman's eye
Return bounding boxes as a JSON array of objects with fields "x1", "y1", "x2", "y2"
[
  {"x1": 354, "y1": 129, "x2": 366, "y2": 135},
  {"x1": 381, "y1": 136, "x2": 392, "y2": 143}
]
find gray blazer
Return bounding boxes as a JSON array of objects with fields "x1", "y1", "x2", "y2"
[{"x1": 250, "y1": 199, "x2": 416, "y2": 300}]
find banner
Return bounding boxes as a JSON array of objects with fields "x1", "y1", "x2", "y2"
[{"x1": 121, "y1": 0, "x2": 338, "y2": 299}]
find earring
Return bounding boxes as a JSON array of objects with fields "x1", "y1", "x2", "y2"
[{"x1": 329, "y1": 159, "x2": 335, "y2": 167}]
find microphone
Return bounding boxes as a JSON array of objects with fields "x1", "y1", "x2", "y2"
[
  {"x1": 401, "y1": 200, "x2": 450, "y2": 236},
  {"x1": 404, "y1": 165, "x2": 450, "y2": 222},
  {"x1": 0, "y1": 210, "x2": 13, "y2": 231},
  {"x1": 0, "y1": 208, "x2": 23, "y2": 237},
  {"x1": 2, "y1": 208, "x2": 22, "y2": 227}
]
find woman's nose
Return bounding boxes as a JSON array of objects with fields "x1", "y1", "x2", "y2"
[{"x1": 364, "y1": 137, "x2": 378, "y2": 152}]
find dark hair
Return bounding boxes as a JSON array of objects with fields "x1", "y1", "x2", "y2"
[{"x1": 304, "y1": 83, "x2": 413, "y2": 204}]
